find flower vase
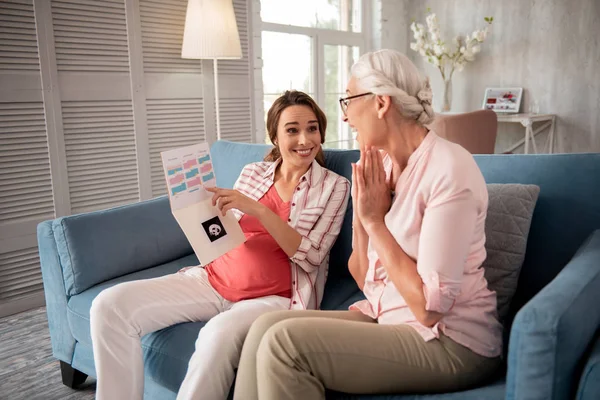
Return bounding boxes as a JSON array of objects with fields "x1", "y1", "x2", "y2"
[{"x1": 442, "y1": 77, "x2": 452, "y2": 112}]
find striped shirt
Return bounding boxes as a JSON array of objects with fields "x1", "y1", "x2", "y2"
[{"x1": 231, "y1": 159, "x2": 350, "y2": 310}]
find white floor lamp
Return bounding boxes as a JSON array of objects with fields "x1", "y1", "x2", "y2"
[{"x1": 181, "y1": 0, "x2": 242, "y2": 141}]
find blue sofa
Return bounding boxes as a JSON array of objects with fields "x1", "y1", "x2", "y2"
[{"x1": 38, "y1": 141, "x2": 600, "y2": 400}]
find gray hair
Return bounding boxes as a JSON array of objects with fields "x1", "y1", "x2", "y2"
[{"x1": 350, "y1": 49, "x2": 435, "y2": 125}]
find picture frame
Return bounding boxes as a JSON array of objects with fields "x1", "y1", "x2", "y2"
[{"x1": 482, "y1": 87, "x2": 523, "y2": 114}]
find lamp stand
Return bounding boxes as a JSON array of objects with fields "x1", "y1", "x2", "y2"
[{"x1": 213, "y1": 58, "x2": 221, "y2": 141}]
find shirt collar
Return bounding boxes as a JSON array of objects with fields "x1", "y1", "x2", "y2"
[
  {"x1": 263, "y1": 158, "x2": 324, "y2": 187},
  {"x1": 406, "y1": 130, "x2": 438, "y2": 169}
]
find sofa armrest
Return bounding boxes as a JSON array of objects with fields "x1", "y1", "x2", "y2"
[
  {"x1": 506, "y1": 229, "x2": 600, "y2": 400},
  {"x1": 576, "y1": 333, "x2": 600, "y2": 400},
  {"x1": 38, "y1": 220, "x2": 76, "y2": 363}
]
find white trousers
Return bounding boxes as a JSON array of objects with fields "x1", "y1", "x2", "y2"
[{"x1": 89, "y1": 266, "x2": 290, "y2": 400}]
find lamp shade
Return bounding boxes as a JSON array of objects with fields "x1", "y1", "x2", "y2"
[{"x1": 181, "y1": 0, "x2": 242, "y2": 59}]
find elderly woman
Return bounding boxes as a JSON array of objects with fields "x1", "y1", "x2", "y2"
[{"x1": 233, "y1": 49, "x2": 503, "y2": 400}]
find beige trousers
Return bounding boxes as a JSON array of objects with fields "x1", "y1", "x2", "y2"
[{"x1": 233, "y1": 310, "x2": 501, "y2": 400}]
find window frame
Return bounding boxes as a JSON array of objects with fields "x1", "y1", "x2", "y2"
[{"x1": 256, "y1": 0, "x2": 373, "y2": 148}]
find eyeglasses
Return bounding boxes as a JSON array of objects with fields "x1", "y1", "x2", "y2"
[{"x1": 339, "y1": 92, "x2": 373, "y2": 116}]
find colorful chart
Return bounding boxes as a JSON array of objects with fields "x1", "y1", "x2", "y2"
[
  {"x1": 171, "y1": 182, "x2": 187, "y2": 196},
  {"x1": 183, "y1": 159, "x2": 198, "y2": 170},
  {"x1": 200, "y1": 163, "x2": 213, "y2": 174},
  {"x1": 185, "y1": 168, "x2": 199, "y2": 179},
  {"x1": 169, "y1": 174, "x2": 185, "y2": 186},
  {"x1": 162, "y1": 143, "x2": 216, "y2": 208},
  {"x1": 187, "y1": 176, "x2": 202, "y2": 188},
  {"x1": 167, "y1": 166, "x2": 182, "y2": 176}
]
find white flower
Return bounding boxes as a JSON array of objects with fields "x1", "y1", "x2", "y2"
[
  {"x1": 426, "y1": 14, "x2": 434, "y2": 26},
  {"x1": 427, "y1": 56, "x2": 439, "y2": 66},
  {"x1": 426, "y1": 13, "x2": 439, "y2": 30},
  {"x1": 408, "y1": 10, "x2": 493, "y2": 77}
]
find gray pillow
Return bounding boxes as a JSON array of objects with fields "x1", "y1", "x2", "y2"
[{"x1": 482, "y1": 184, "x2": 540, "y2": 321}]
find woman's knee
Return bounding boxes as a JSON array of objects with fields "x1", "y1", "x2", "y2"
[
  {"x1": 256, "y1": 318, "x2": 305, "y2": 368},
  {"x1": 90, "y1": 284, "x2": 131, "y2": 329},
  {"x1": 247, "y1": 310, "x2": 296, "y2": 340},
  {"x1": 196, "y1": 317, "x2": 245, "y2": 352}
]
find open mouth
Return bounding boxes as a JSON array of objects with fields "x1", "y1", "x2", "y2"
[{"x1": 294, "y1": 148, "x2": 314, "y2": 157}]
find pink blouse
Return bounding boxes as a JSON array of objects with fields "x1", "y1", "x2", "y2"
[{"x1": 350, "y1": 131, "x2": 503, "y2": 358}]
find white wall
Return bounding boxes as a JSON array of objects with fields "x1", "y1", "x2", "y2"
[{"x1": 380, "y1": 0, "x2": 600, "y2": 154}]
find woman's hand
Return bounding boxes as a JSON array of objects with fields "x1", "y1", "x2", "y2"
[
  {"x1": 353, "y1": 147, "x2": 391, "y2": 230},
  {"x1": 206, "y1": 187, "x2": 265, "y2": 217}
]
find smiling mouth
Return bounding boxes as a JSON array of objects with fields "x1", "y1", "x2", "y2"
[{"x1": 294, "y1": 148, "x2": 314, "y2": 156}]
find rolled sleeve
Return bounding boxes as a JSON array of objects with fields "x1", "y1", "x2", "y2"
[
  {"x1": 291, "y1": 177, "x2": 350, "y2": 273},
  {"x1": 295, "y1": 235, "x2": 313, "y2": 258},
  {"x1": 418, "y1": 187, "x2": 478, "y2": 314},
  {"x1": 422, "y1": 271, "x2": 461, "y2": 314}
]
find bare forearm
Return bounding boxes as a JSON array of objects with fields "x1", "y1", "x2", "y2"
[
  {"x1": 256, "y1": 206, "x2": 302, "y2": 257},
  {"x1": 348, "y1": 218, "x2": 369, "y2": 289},
  {"x1": 365, "y1": 221, "x2": 443, "y2": 327}
]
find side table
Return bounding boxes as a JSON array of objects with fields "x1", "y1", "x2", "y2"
[{"x1": 497, "y1": 113, "x2": 556, "y2": 154}]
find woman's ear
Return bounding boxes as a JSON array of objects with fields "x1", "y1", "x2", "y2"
[{"x1": 376, "y1": 95, "x2": 392, "y2": 119}]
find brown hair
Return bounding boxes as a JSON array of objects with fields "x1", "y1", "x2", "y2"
[{"x1": 264, "y1": 90, "x2": 326, "y2": 166}]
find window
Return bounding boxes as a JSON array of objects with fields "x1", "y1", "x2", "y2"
[{"x1": 260, "y1": 0, "x2": 368, "y2": 149}]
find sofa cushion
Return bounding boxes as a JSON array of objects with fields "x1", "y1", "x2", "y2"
[
  {"x1": 482, "y1": 184, "x2": 540, "y2": 321},
  {"x1": 67, "y1": 253, "x2": 199, "y2": 346},
  {"x1": 54, "y1": 196, "x2": 193, "y2": 296},
  {"x1": 327, "y1": 376, "x2": 505, "y2": 399},
  {"x1": 474, "y1": 153, "x2": 600, "y2": 314}
]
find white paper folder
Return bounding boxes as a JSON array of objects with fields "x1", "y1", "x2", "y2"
[{"x1": 161, "y1": 143, "x2": 246, "y2": 265}]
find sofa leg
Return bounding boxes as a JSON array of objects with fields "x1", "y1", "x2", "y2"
[{"x1": 60, "y1": 361, "x2": 88, "y2": 388}]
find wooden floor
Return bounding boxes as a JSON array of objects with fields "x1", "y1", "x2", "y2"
[{"x1": 0, "y1": 307, "x2": 96, "y2": 400}]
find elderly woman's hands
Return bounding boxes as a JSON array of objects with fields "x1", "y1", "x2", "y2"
[{"x1": 352, "y1": 147, "x2": 392, "y2": 231}]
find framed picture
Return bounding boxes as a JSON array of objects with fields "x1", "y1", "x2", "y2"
[{"x1": 482, "y1": 87, "x2": 523, "y2": 113}]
